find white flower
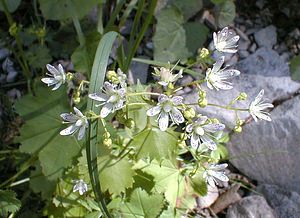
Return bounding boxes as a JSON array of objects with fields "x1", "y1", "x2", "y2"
[
  {"x1": 73, "y1": 179, "x2": 88, "y2": 195},
  {"x1": 249, "y1": 89, "x2": 274, "y2": 122},
  {"x1": 147, "y1": 94, "x2": 184, "y2": 131},
  {"x1": 60, "y1": 107, "x2": 88, "y2": 140},
  {"x1": 153, "y1": 64, "x2": 183, "y2": 87},
  {"x1": 186, "y1": 116, "x2": 225, "y2": 151},
  {"x1": 89, "y1": 81, "x2": 126, "y2": 118},
  {"x1": 117, "y1": 68, "x2": 127, "y2": 88},
  {"x1": 205, "y1": 56, "x2": 240, "y2": 90},
  {"x1": 203, "y1": 163, "x2": 229, "y2": 187},
  {"x1": 41, "y1": 64, "x2": 66, "y2": 90},
  {"x1": 213, "y1": 27, "x2": 240, "y2": 53}
]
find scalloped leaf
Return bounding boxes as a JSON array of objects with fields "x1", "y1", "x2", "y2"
[
  {"x1": 38, "y1": 0, "x2": 98, "y2": 20},
  {"x1": 153, "y1": 6, "x2": 191, "y2": 62},
  {"x1": 131, "y1": 127, "x2": 179, "y2": 161},
  {"x1": 15, "y1": 85, "x2": 81, "y2": 180},
  {"x1": 120, "y1": 188, "x2": 165, "y2": 218}
]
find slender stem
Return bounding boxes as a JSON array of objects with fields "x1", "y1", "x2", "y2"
[
  {"x1": 127, "y1": 92, "x2": 160, "y2": 96},
  {"x1": 123, "y1": 0, "x2": 157, "y2": 72},
  {"x1": 97, "y1": 1, "x2": 104, "y2": 34},
  {"x1": 186, "y1": 102, "x2": 249, "y2": 112},
  {"x1": 72, "y1": 16, "x2": 86, "y2": 46},
  {"x1": 127, "y1": 102, "x2": 148, "y2": 106},
  {"x1": 9, "y1": 178, "x2": 30, "y2": 187}
]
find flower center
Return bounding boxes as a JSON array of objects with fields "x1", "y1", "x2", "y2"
[
  {"x1": 162, "y1": 101, "x2": 173, "y2": 113},
  {"x1": 195, "y1": 126, "x2": 205, "y2": 136},
  {"x1": 217, "y1": 41, "x2": 227, "y2": 50}
]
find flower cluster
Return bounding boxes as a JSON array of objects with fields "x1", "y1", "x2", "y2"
[{"x1": 41, "y1": 26, "x2": 274, "y2": 189}]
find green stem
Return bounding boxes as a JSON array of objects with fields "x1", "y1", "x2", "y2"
[
  {"x1": 97, "y1": 1, "x2": 104, "y2": 34},
  {"x1": 127, "y1": 92, "x2": 160, "y2": 96},
  {"x1": 104, "y1": 0, "x2": 126, "y2": 31},
  {"x1": 186, "y1": 102, "x2": 249, "y2": 112},
  {"x1": 72, "y1": 16, "x2": 85, "y2": 46},
  {"x1": 123, "y1": 0, "x2": 157, "y2": 72}
]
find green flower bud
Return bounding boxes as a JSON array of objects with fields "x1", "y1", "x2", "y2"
[
  {"x1": 199, "y1": 48, "x2": 210, "y2": 59},
  {"x1": 103, "y1": 131, "x2": 111, "y2": 139},
  {"x1": 210, "y1": 118, "x2": 219, "y2": 123},
  {"x1": 66, "y1": 72, "x2": 73, "y2": 81},
  {"x1": 9, "y1": 23, "x2": 18, "y2": 37},
  {"x1": 183, "y1": 107, "x2": 196, "y2": 119},
  {"x1": 180, "y1": 133, "x2": 187, "y2": 141},
  {"x1": 234, "y1": 125, "x2": 242, "y2": 133},
  {"x1": 237, "y1": 92, "x2": 247, "y2": 100},
  {"x1": 198, "y1": 98, "x2": 208, "y2": 108},
  {"x1": 177, "y1": 140, "x2": 186, "y2": 148},
  {"x1": 106, "y1": 70, "x2": 117, "y2": 81},
  {"x1": 125, "y1": 118, "x2": 135, "y2": 129},
  {"x1": 198, "y1": 90, "x2": 206, "y2": 98},
  {"x1": 103, "y1": 138, "x2": 112, "y2": 147},
  {"x1": 36, "y1": 27, "x2": 46, "y2": 38},
  {"x1": 167, "y1": 83, "x2": 174, "y2": 90},
  {"x1": 236, "y1": 119, "x2": 244, "y2": 126}
]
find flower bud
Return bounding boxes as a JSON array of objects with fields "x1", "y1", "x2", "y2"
[
  {"x1": 106, "y1": 70, "x2": 117, "y2": 81},
  {"x1": 103, "y1": 138, "x2": 112, "y2": 147},
  {"x1": 66, "y1": 72, "x2": 73, "y2": 81},
  {"x1": 103, "y1": 131, "x2": 110, "y2": 139},
  {"x1": 199, "y1": 48, "x2": 210, "y2": 59},
  {"x1": 198, "y1": 90, "x2": 206, "y2": 98},
  {"x1": 236, "y1": 119, "x2": 244, "y2": 126},
  {"x1": 36, "y1": 27, "x2": 46, "y2": 38},
  {"x1": 180, "y1": 133, "x2": 187, "y2": 141},
  {"x1": 198, "y1": 98, "x2": 208, "y2": 108},
  {"x1": 9, "y1": 23, "x2": 18, "y2": 37},
  {"x1": 210, "y1": 118, "x2": 219, "y2": 123},
  {"x1": 183, "y1": 107, "x2": 196, "y2": 119},
  {"x1": 234, "y1": 125, "x2": 242, "y2": 133},
  {"x1": 167, "y1": 83, "x2": 174, "y2": 90},
  {"x1": 237, "y1": 92, "x2": 247, "y2": 101}
]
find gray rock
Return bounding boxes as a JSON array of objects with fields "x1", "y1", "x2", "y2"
[
  {"x1": 238, "y1": 39, "x2": 251, "y2": 51},
  {"x1": 226, "y1": 195, "x2": 276, "y2": 218},
  {"x1": 0, "y1": 48, "x2": 10, "y2": 60},
  {"x1": 248, "y1": 43, "x2": 257, "y2": 53},
  {"x1": 257, "y1": 184, "x2": 300, "y2": 218},
  {"x1": 239, "y1": 50, "x2": 250, "y2": 59},
  {"x1": 254, "y1": 25, "x2": 277, "y2": 48},
  {"x1": 0, "y1": 74, "x2": 6, "y2": 84},
  {"x1": 6, "y1": 70, "x2": 18, "y2": 82},
  {"x1": 129, "y1": 56, "x2": 149, "y2": 84},
  {"x1": 228, "y1": 95, "x2": 300, "y2": 193},
  {"x1": 183, "y1": 74, "x2": 300, "y2": 127},
  {"x1": 236, "y1": 47, "x2": 290, "y2": 77}
]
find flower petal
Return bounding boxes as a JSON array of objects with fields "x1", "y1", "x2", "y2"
[
  {"x1": 201, "y1": 135, "x2": 217, "y2": 150},
  {"x1": 147, "y1": 106, "x2": 161, "y2": 117},
  {"x1": 100, "y1": 103, "x2": 113, "y2": 118},
  {"x1": 171, "y1": 107, "x2": 184, "y2": 124},
  {"x1": 41, "y1": 78, "x2": 57, "y2": 86},
  {"x1": 212, "y1": 56, "x2": 225, "y2": 73},
  {"x1": 73, "y1": 107, "x2": 84, "y2": 117},
  {"x1": 171, "y1": 96, "x2": 183, "y2": 105},
  {"x1": 210, "y1": 171, "x2": 229, "y2": 182},
  {"x1": 158, "y1": 94, "x2": 169, "y2": 103},
  {"x1": 77, "y1": 126, "x2": 86, "y2": 140},
  {"x1": 186, "y1": 124, "x2": 193, "y2": 133},
  {"x1": 253, "y1": 89, "x2": 264, "y2": 105},
  {"x1": 203, "y1": 123, "x2": 225, "y2": 133},
  {"x1": 60, "y1": 113, "x2": 77, "y2": 122},
  {"x1": 88, "y1": 93, "x2": 108, "y2": 102},
  {"x1": 191, "y1": 133, "x2": 200, "y2": 149},
  {"x1": 158, "y1": 112, "x2": 169, "y2": 131},
  {"x1": 60, "y1": 124, "x2": 78, "y2": 136},
  {"x1": 46, "y1": 64, "x2": 60, "y2": 76},
  {"x1": 51, "y1": 81, "x2": 62, "y2": 90}
]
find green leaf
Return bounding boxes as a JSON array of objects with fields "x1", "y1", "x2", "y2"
[
  {"x1": 25, "y1": 44, "x2": 52, "y2": 69},
  {"x1": 183, "y1": 22, "x2": 209, "y2": 54},
  {"x1": 290, "y1": 55, "x2": 300, "y2": 81},
  {"x1": 131, "y1": 127, "x2": 178, "y2": 161},
  {"x1": 216, "y1": 0, "x2": 236, "y2": 28},
  {"x1": 170, "y1": 0, "x2": 203, "y2": 21},
  {"x1": 29, "y1": 162, "x2": 56, "y2": 199},
  {"x1": 0, "y1": 0, "x2": 21, "y2": 13},
  {"x1": 38, "y1": 0, "x2": 98, "y2": 20},
  {"x1": 85, "y1": 211, "x2": 103, "y2": 218},
  {"x1": 15, "y1": 85, "x2": 81, "y2": 180},
  {"x1": 134, "y1": 159, "x2": 186, "y2": 208},
  {"x1": 120, "y1": 188, "x2": 164, "y2": 218},
  {"x1": 78, "y1": 146, "x2": 136, "y2": 195},
  {"x1": 71, "y1": 31, "x2": 101, "y2": 74},
  {"x1": 190, "y1": 172, "x2": 208, "y2": 196},
  {"x1": 210, "y1": 0, "x2": 227, "y2": 4},
  {"x1": 0, "y1": 190, "x2": 21, "y2": 216},
  {"x1": 153, "y1": 6, "x2": 191, "y2": 62}
]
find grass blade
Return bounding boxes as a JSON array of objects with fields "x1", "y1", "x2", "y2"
[{"x1": 86, "y1": 31, "x2": 118, "y2": 218}]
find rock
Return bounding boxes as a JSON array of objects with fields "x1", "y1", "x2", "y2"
[
  {"x1": 183, "y1": 74, "x2": 300, "y2": 127},
  {"x1": 239, "y1": 50, "x2": 250, "y2": 59},
  {"x1": 254, "y1": 25, "x2": 277, "y2": 48},
  {"x1": 129, "y1": 56, "x2": 149, "y2": 84},
  {"x1": 228, "y1": 95, "x2": 300, "y2": 193},
  {"x1": 256, "y1": 184, "x2": 300, "y2": 218},
  {"x1": 238, "y1": 39, "x2": 250, "y2": 51},
  {"x1": 226, "y1": 195, "x2": 276, "y2": 218},
  {"x1": 236, "y1": 47, "x2": 290, "y2": 77},
  {"x1": 0, "y1": 48, "x2": 10, "y2": 60},
  {"x1": 6, "y1": 70, "x2": 18, "y2": 82},
  {"x1": 7, "y1": 88, "x2": 21, "y2": 100},
  {"x1": 280, "y1": 52, "x2": 290, "y2": 62},
  {"x1": 0, "y1": 74, "x2": 6, "y2": 84},
  {"x1": 248, "y1": 43, "x2": 257, "y2": 53}
]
